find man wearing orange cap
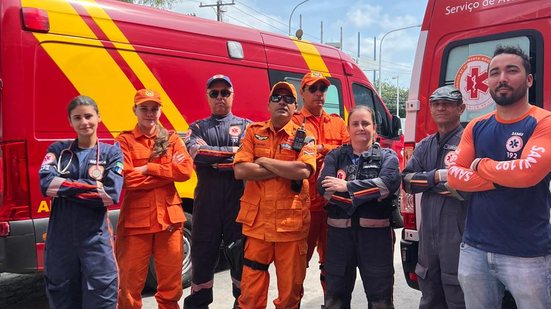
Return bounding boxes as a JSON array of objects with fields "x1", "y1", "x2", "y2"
[
  {"x1": 293, "y1": 71, "x2": 350, "y2": 292},
  {"x1": 234, "y1": 81, "x2": 316, "y2": 309},
  {"x1": 116, "y1": 89, "x2": 194, "y2": 309}
]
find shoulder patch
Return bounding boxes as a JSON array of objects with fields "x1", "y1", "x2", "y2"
[
  {"x1": 42, "y1": 152, "x2": 56, "y2": 165},
  {"x1": 114, "y1": 161, "x2": 124, "y2": 176}
]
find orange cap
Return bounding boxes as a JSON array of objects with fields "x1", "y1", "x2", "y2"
[
  {"x1": 134, "y1": 89, "x2": 162, "y2": 105},
  {"x1": 300, "y1": 71, "x2": 330, "y2": 90},
  {"x1": 270, "y1": 82, "x2": 297, "y2": 101}
]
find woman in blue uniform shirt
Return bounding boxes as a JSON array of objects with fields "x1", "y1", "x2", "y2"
[
  {"x1": 39, "y1": 95, "x2": 124, "y2": 309},
  {"x1": 317, "y1": 105, "x2": 401, "y2": 309}
]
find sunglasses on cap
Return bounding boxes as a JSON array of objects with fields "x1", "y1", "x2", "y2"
[
  {"x1": 208, "y1": 89, "x2": 232, "y2": 98},
  {"x1": 270, "y1": 94, "x2": 296, "y2": 104},
  {"x1": 307, "y1": 84, "x2": 328, "y2": 93}
]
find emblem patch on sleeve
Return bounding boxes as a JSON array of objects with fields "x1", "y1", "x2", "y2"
[
  {"x1": 42, "y1": 152, "x2": 56, "y2": 165},
  {"x1": 114, "y1": 162, "x2": 124, "y2": 176}
]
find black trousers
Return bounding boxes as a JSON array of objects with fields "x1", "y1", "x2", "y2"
[{"x1": 324, "y1": 225, "x2": 394, "y2": 309}]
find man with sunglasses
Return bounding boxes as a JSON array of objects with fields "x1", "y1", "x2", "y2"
[
  {"x1": 234, "y1": 82, "x2": 316, "y2": 308},
  {"x1": 293, "y1": 71, "x2": 350, "y2": 294},
  {"x1": 184, "y1": 74, "x2": 251, "y2": 309}
]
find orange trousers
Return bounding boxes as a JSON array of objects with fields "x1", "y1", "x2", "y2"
[
  {"x1": 306, "y1": 210, "x2": 328, "y2": 264},
  {"x1": 116, "y1": 230, "x2": 183, "y2": 309},
  {"x1": 238, "y1": 237, "x2": 307, "y2": 309}
]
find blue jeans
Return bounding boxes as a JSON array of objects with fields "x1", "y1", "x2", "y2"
[{"x1": 458, "y1": 242, "x2": 551, "y2": 309}]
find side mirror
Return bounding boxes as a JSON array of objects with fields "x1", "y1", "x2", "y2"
[{"x1": 392, "y1": 115, "x2": 402, "y2": 137}]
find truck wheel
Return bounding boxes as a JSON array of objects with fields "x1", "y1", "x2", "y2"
[{"x1": 144, "y1": 212, "x2": 193, "y2": 291}]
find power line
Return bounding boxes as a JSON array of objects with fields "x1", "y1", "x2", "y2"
[
  {"x1": 198, "y1": 1, "x2": 415, "y2": 74},
  {"x1": 199, "y1": 0, "x2": 235, "y2": 22},
  {"x1": 223, "y1": 13, "x2": 255, "y2": 28},
  {"x1": 229, "y1": 6, "x2": 288, "y2": 34},
  {"x1": 236, "y1": 1, "x2": 289, "y2": 28}
]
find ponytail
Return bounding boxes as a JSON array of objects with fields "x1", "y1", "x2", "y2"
[{"x1": 150, "y1": 124, "x2": 170, "y2": 159}]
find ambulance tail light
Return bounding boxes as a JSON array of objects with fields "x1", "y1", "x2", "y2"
[
  {"x1": 401, "y1": 141, "x2": 417, "y2": 230},
  {"x1": 0, "y1": 141, "x2": 31, "y2": 223},
  {"x1": 21, "y1": 7, "x2": 50, "y2": 33}
]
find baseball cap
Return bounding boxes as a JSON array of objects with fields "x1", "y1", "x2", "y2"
[
  {"x1": 300, "y1": 71, "x2": 330, "y2": 89},
  {"x1": 429, "y1": 85, "x2": 463, "y2": 103},
  {"x1": 270, "y1": 82, "x2": 297, "y2": 101},
  {"x1": 206, "y1": 74, "x2": 233, "y2": 89},
  {"x1": 134, "y1": 89, "x2": 162, "y2": 105}
]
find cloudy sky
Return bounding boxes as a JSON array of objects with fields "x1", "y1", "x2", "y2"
[{"x1": 170, "y1": 0, "x2": 428, "y2": 87}]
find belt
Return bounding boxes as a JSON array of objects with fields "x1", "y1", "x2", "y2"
[{"x1": 327, "y1": 217, "x2": 390, "y2": 228}]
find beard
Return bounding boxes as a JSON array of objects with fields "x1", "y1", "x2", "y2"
[{"x1": 490, "y1": 82, "x2": 529, "y2": 106}]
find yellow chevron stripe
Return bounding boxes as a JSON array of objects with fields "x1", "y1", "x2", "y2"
[
  {"x1": 81, "y1": 0, "x2": 189, "y2": 132},
  {"x1": 292, "y1": 40, "x2": 331, "y2": 77},
  {"x1": 21, "y1": 0, "x2": 196, "y2": 198},
  {"x1": 22, "y1": 0, "x2": 137, "y2": 133},
  {"x1": 22, "y1": 0, "x2": 95, "y2": 37},
  {"x1": 292, "y1": 39, "x2": 350, "y2": 121}
]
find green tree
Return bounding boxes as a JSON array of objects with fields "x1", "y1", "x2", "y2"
[
  {"x1": 118, "y1": 0, "x2": 177, "y2": 9},
  {"x1": 374, "y1": 80, "x2": 408, "y2": 118}
]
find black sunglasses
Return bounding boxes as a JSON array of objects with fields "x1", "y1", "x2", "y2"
[
  {"x1": 307, "y1": 84, "x2": 328, "y2": 93},
  {"x1": 208, "y1": 89, "x2": 232, "y2": 98},
  {"x1": 270, "y1": 94, "x2": 296, "y2": 104}
]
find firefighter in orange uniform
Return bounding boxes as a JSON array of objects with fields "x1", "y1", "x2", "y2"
[
  {"x1": 293, "y1": 71, "x2": 350, "y2": 292},
  {"x1": 115, "y1": 89, "x2": 194, "y2": 309},
  {"x1": 234, "y1": 82, "x2": 316, "y2": 309}
]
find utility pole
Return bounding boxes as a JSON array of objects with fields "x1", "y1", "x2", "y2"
[{"x1": 200, "y1": 0, "x2": 235, "y2": 22}]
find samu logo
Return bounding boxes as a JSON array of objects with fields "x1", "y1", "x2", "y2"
[{"x1": 505, "y1": 136, "x2": 523, "y2": 159}]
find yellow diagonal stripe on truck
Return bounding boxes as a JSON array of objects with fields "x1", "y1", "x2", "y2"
[
  {"x1": 79, "y1": 0, "x2": 194, "y2": 198},
  {"x1": 21, "y1": 0, "x2": 196, "y2": 198},
  {"x1": 292, "y1": 40, "x2": 332, "y2": 77},
  {"x1": 22, "y1": 0, "x2": 137, "y2": 133},
  {"x1": 80, "y1": 0, "x2": 189, "y2": 132},
  {"x1": 293, "y1": 39, "x2": 350, "y2": 122}
]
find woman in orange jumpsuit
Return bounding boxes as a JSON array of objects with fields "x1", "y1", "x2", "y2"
[{"x1": 115, "y1": 89, "x2": 194, "y2": 309}]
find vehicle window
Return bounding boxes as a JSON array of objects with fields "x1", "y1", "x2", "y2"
[
  {"x1": 323, "y1": 85, "x2": 340, "y2": 115},
  {"x1": 352, "y1": 83, "x2": 391, "y2": 137},
  {"x1": 268, "y1": 70, "x2": 345, "y2": 117},
  {"x1": 441, "y1": 35, "x2": 539, "y2": 123}
]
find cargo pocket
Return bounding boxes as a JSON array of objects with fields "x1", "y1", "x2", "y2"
[
  {"x1": 275, "y1": 198, "x2": 303, "y2": 232},
  {"x1": 166, "y1": 195, "x2": 185, "y2": 224},
  {"x1": 415, "y1": 262, "x2": 428, "y2": 280},
  {"x1": 254, "y1": 147, "x2": 271, "y2": 159},
  {"x1": 124, "y1": 201, "x2": 151, "y2": 228},
  {"x1": 237, "y1": 195, "x2": 260, "y2": 227}
]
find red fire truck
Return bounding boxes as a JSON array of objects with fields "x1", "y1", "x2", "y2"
[
  {"x1": 400, "y1": 0, "x2": 550, "y2": 294},
  {"x1": 0, "y1": 0, "x2": 402, "y2": 288}
]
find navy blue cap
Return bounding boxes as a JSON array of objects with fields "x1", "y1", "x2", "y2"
[{"x1": 206, "y1": 74, "x2": 233, "y2": 89}]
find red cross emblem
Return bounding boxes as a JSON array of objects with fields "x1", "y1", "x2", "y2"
[
  {"x1": 229, "y1": 126, "x2": 241, "y2": 137},
  {"x1": 465, "y1": 66, "x2": 488, "y2": 100},
  {"x1": 454, "y1": 55, "x2": 493, "y2": 112}
]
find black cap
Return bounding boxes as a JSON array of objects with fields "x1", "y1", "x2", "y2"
[{"x1": 429, "y1": 86, "x2": 462, "y2": 102}]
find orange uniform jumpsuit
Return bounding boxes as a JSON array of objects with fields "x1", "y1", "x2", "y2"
[
  {"x1": 115, "y1": 126, "x2": 193, "y2": 309},
  {"x1": 234, "y1": 120, "x2": 317, "y2": 309},
  {"x1": 292, "y1": 109, "x2": 349, "y2": 287}
]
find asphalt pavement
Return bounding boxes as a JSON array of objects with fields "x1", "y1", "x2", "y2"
[
  {"x1": 141, "y1": 228, "x2": 421, "y2": 308},
  {"x1": 0, "y1": 229, "x2": 421, "y2": 308}
]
